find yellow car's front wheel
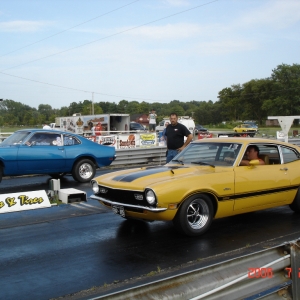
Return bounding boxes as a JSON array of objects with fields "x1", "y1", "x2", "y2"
[{"x1": 173, "y1": 194, "x2": 214, "y2": 236}]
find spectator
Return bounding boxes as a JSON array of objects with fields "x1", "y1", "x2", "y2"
[
  {"x1": 165, "y1": 113, "x2": 193, "y2": 163},
  {"x1": 161, "y1": 121, "x2": 170, "y2": 141},
  {"x1": 148, "y1": 109, "x2": 157, "y2": 132},
  {"x1": 94, "y1": 122, "x2": 102, "y2": 136},
  {"x1": 43, "y1": 124, "x2": 51, "y2": 129}
]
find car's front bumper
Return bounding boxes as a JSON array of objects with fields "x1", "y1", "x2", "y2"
[
  {"x1": 90, "y1": 195, "x2": 177, "y2": 221},
  {"x1": 90, "y1": 195, "x2": 167, "y2": 212}
]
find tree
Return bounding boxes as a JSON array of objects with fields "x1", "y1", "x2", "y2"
[
  {"x1": 217, "y1": 85, "x2": 242, "y2": 121},
  {"x1": 38, "y1": 104, "x2": 52, "y2": 121},
  {"x1": 241, "y1": 79, "x2": 273, "y2": 125},
  {"x1": 117, "y1": 100, "x2": 129, "y2": 113},
  {"x1": 126, "y1": 101, "x2": 142, "y2": 114},
  {"x1": 270, "y1": 63, "x2": 300, "y2": 115}
]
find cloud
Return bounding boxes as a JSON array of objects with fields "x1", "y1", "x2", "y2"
[
  {"x1": 236, "y1": 0, "x2": 300, "y2": 29},
  {"x1": 163, "y1": 0, "x2": 190, "y2": 7},
  {"x1": 194, "y1": 39, "x2": 258, "y2": 56},
  {"x1": 124, "y1": 22, "x2": 202, "y2": 39},
  {"x1": 0, "y1": 20, "x2": 51, "y2": 32}
]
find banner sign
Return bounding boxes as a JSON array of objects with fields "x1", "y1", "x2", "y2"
[
  {"x1": 97, "y1": 135, "x2": 117, "y2": 148},
  {"x1": 0, "y1": 190, "x2": 51, "y2": 213},
  {"x1": 140, "y1": 133, "x2": 156, "y2": 147},
  {"x1": 119, "y1": 134, "x2": 137, "y2": 149}
]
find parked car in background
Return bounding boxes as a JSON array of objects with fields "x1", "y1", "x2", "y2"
[
  {"x1": 0, "y1": 129, "x2": 116, "y2": 183},
  {"x1": 233, "y1": 124, "x2": 258, "y2": 135},
  {"x1": 129, "y1": 122, "x2": 147, "y2": 132},
  {"x1": 155, "y1": 119, "x2": 170, "y2": 132},
  {"x1": 178, "y1": 116, "x2": 195, "y2": 134},
  {"x1": 194, "y1": 124, "x2": 208, "y2": 134},
  {"x1": 91, "y1": 137, "x2": 300, "y2": 236},
  {"x1": 243, "y1": 121, "x2": 258, "y2": 130}
]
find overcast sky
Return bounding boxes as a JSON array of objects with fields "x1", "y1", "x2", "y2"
[{"x1": 0, "y1": 0, "x2": 299, "y2": 109}]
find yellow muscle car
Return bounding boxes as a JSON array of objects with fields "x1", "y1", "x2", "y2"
[
  {"x1": 91, "y1": 138, "x2": 300, "y2": 236},
  {"x1": 233, "y1": 124, "x2": 258, "y2": 136}
]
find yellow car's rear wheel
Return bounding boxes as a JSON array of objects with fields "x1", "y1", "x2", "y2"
[
  {"x1": 173, "y1": 194, "x2": 214, "y2": 236},
  {"x1": 289, "y1": 188, "x2": 300, "y2": 213}
]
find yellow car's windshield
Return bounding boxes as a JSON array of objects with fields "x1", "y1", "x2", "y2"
[{"x1": 172, "y1": 142, "x2": 242, "y2": 166}]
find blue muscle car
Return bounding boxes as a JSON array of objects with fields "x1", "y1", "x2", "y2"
[{"x1": 0, "y1": 129, "x2": 116, "y2": 183}]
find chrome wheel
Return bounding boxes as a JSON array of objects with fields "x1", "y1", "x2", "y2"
[
  {"x1": 173, "y1": 194, "x2": 214, "y2": 236},
  {"x1": 72, "y1": 159, "x2": 96, "y2": 182},
  {"x1": 187, "y1": 199, "x2": 209, "y2": 229},
  {"x1": 79, "y1": 162, "x2": 94, "y2": 179}
]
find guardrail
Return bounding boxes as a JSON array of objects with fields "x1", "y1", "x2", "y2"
[
  {"x1": 113, "y1": 146, "x2": 167, "y2": 166},
  {"x1": 0, "y1": 132, "x2": 12, "y2": 142},
  {"x1": 95, "y1": 239, "x2": 300, "y2": 300}
]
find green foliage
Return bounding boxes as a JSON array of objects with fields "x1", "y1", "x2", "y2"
[{"x1": 0, "y1": 63, "x2": 299, "y2": 126}]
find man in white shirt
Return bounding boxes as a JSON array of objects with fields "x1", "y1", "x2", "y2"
[
  {"x1": 43, "y1": 124, "x2": 51, "y2": 129},
  {"x1": 148, "y1": 109, "x2": 157, "y2": 132}
]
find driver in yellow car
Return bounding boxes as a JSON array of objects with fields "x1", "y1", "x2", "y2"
[{"x1": 240, "y1": 145, "x2": 265, "y2": 166}]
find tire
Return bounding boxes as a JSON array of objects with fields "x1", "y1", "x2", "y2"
[
  {"x1": 289, "y1": 188, "x2": 300, "y2": 213},
  {"x1": 72, "y1": 159, "x2": 96, "y2": 183},
  {"x1": 0, "y1": 166, "x2": 2, "y2": 183},
  {"x1": 173, "y1": 194, "x2": 214, "y2": 236}
]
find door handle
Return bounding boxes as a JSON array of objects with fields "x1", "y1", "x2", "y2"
[{"x1": 280, "y1": 168, "x2": 288, "y2": 171}]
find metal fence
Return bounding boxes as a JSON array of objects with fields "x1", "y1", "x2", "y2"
[
  {"x1": 113, "y1": 146, "x2": 167, "y2": 166},
  {"x1": 94, "y1": 239, "x2": 300, "y2": 300}
]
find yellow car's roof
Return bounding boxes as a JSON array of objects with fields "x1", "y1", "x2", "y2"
[{"x1": 192, "y1": 137, "x2": 297, "y2": 147}]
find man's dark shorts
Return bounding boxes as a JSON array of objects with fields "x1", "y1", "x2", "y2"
[{"x1": 149, "y1": 124, "x2": 156, "y2": 131}]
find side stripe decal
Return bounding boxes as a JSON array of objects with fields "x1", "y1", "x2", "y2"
[{"x1": 217, "y1": 185, "x2": 298, "y2": 201}]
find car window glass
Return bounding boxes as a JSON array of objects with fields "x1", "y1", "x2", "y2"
[
  {"x1": 1, "y1": 131, "x2": 31, "y2": 145},
  {"x1": 28, "y1": 133, "x2": 61, "y2": 146},
  {"x1": 281, "y1": 146, "x2": 300, "y2": 164},
  {"x1": 245, "y1": 144, "x2": 281, "y2": 165},
  {"x1": 176, "y1": 142, "x2": 242, "y2": 166},
  {"x1": 63, "y1": 135, "x2": 80, "y2": 146}
]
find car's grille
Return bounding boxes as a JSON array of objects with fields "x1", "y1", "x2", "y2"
[{"x1": 96, "y1": 186, "x2": 150, "y2": 207}]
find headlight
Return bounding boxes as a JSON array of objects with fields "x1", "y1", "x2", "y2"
[
  {"x1": 145, "y1": 189, "x2": 156, "y2": 205},
  {"x1": 92, "y1": 181, "x2": 99, "y2": 194}
]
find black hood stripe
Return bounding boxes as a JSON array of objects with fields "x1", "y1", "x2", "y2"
[{"x1": 113, "y1": 166, "x2": 186, "y2": 182}]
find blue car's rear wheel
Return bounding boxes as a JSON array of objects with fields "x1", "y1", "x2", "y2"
[
  {"x1": 173, "y1": 194, "x2": 214, "y2": 236},
  {"x1": 72, "y1": 159, "x2": 96, "y2": 183}
]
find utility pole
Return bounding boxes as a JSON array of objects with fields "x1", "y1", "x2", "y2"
[
  {"x1": 0, "y1": 100, "x2": 3, "y2": 137},
  {"x1": 92, "y1": 92, "x2": 94, "y2": 115}
]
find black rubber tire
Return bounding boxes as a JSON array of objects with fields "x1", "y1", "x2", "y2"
[
  {"x1": 72, "y1": 159, "x2": 96, "y2": 183},
  {"x1": 173, "y1": 194, "x2": 214, "y2": 236},
  {"x1": 289, "y1": 188, "x2": 300, "y2": 213},
  {"x1": 0, "y1": 166, "x2": 2, "y2": 183}
]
